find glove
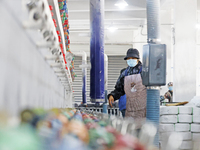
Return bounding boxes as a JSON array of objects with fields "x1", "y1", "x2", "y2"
[
  {"x1": 108, "y1": 95, "x2": 114, "y2": 107},
  {"x1": 160, "y1": 96, "x2": 165, "y2": 101}
]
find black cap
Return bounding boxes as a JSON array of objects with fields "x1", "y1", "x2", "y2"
[{"x1": 124, "y1": 48, "x2": 140, "y2": 60}]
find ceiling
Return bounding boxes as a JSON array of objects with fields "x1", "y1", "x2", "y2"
[{"x1": 67, "y1": 0, "x2": 174, "y2": 55}]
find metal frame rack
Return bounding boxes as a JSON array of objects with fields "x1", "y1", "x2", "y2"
[
  {"x1": 0, "y1": 0, "x2": 74, "y2": 116},
  {"x1": 77, "y1": 107, "x2": 121, "y2": 116},
  {"x1": 22, "y1": 0, "x2": 74, "y2": 104}
]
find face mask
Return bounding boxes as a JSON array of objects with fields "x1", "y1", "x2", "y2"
[
  {"x1": 127, "y1": 59, "x2": 138, "y2": 67},
  {"x1": 168, "y1": 86, "x2": 173, "y2": 91}
]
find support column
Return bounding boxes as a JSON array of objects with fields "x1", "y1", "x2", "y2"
[
  {"x1": 90, "y1": 0, "x2": 105, "y2": 103},
  {"x1": 82, "y1": 58, "x2": 87, "y2": 105},
  {"x1": 174, "y1": 0, "x2": 197, "y2": 101}
]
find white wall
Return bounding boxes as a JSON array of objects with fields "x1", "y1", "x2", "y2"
[
  {"x1": 173, "y1": 0, "x2": 197, "y2": 101},
  {"x1": 196, "y1": 45, "x2": 200, "y2": 96},
  {"x1": 196, "y1": 10, "x2": 200, "y2": 96}
]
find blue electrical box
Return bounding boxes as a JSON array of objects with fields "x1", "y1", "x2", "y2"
[{"x1": 142, "y1": 44, "x2": 166, "y2": 86}]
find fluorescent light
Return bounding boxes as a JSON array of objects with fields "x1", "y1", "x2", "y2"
[
  {"x1": 115, "y1": 0, "x2": 128, "y2": 10},
  {"x1": 107, "y1": 26, "x2": 118, "y2": 32},
  {"x1": 157, "y1": 39, "x2": 161, "y2": 42}
]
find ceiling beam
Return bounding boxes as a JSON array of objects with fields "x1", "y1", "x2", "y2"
[
  {"x1": 68, "y1": 8, "x2": 146, "y2": 13},
  {"x1": 68, "y1": 11, "x2": 146, "y2": 20},
  {"x1": 69, "y1": 29, "x2": 138, "y2": 32},
  {"x1": 70, "y1": 42, "x2": 147, "y2": 45},
  {"x1": 69, "y1": 27, "x2": 138, "y2": 30},
  {"x1": 69, "y1": 18, "x2": 145, "y2": 22}
]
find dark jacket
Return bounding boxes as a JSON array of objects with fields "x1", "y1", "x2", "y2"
[
  {"x1": 164, "y1": 90, "x2": 173, "y2": 102},
  {"x1": 118, "y1": 68, "x2": 127, "y2": 111},
  {"x1": 108, "y1": 61, "x2": 142, "y2": 101}
]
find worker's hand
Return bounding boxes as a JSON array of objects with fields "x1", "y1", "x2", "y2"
[
  {"x1": 160, "y1": 95, "x2": 165, "y2": 101},
  {"x1": 108, "y1": 95, "x2": 114, "y2": 107},
  {"x1": 160, "y1": 95, "x2": 166, "y2": 101}
]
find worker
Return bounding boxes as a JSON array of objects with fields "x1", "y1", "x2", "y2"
[
  {"x1": 161, "y1": 82, "x2": 173, "y2": 102},
  {"x1": 108, "y1": 48, "x2": 147, "y2": 120}
]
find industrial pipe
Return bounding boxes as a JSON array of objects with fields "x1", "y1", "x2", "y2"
[
  {"x1": 104, "y1": 54, "x2": 108, "y2": 93},
  {"x1": 146, "y1": 87, "x2": 160, "y2": 147},
  {"x1": 146, "y1": 0, "x2": 161, "y2": 43},
  {"x1": 74, "y1": 51, "x2": 87, "y2": 106},
  {"x1": 90, "y1": 0, "x2": 105, "y2": 103},
  {"x1": 103, "y1": 54, "x2": 108, "y2": 113},
  {"x1": 145, "y1": 0, "x2": 162, "y2": 147}
]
